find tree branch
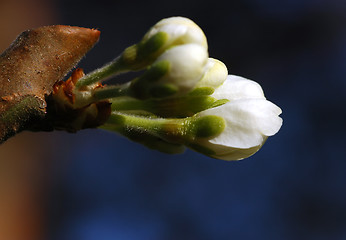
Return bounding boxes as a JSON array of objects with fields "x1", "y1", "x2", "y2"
[{"x1": 0, "y1": 25, "x2": 100, "y2": 143}]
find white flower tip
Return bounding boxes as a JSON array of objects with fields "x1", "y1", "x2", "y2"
[
  {"x1": 156, "y1": 43, "x2": 208, "y2": 92},
  {"x1": 212, "y1": 75, "x2": 265, "y2": 101},
  {"x1": 145, "y1": 16, "x2": 207, "y2": 49},
  {"x1": 195, "y1": 58, "x2": 228, "y2": 89},
  {"x1": 194, "y1": 94, "x2": 282, "y2": 160},
  {"x1": 264, "y1": 103, "x2": 283, "y2": 136}
]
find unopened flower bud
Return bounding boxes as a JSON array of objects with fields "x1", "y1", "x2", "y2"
[
  {"x1": 143, "y1": 16, "x2": 207, "y2": 52},
  {"x1": 192, "y1": 58, "x2": 228, "y2": 93},
  {"x1": 130, "y1": 43, "x2": 208, "y2": 98},
  {"x1": 186, "y1": 75, "x2": 283, "y2": 160}
]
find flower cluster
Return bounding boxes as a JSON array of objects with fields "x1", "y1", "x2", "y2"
[{"x1": 52, "y1": 17, "x2": 282, "y2": 161}]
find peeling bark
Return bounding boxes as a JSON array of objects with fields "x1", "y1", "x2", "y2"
[{"x1": 0, "y1": 25, "x2": 100, "y2": 143}]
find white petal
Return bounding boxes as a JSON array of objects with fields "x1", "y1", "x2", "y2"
[
  {"x1": 190, "y1": 137, "x2": 265, "y2": 161},
  {"x1": 244, "y1": 99, "x2": 283, "y2": 136},
  {"x1": 156, "y1": 44, "x2": 208, "y2": 91},
  {"x1": 194, "y1": 58, "x2": 228, "y2": 89},
  {"x1": 198, "y1": 99, "x2": 282, "y2": 148},
  {"x1": 211, "y1": 75, "x2": 265, "y2": 101},
  {"x1": 211, "y1": 143, "x2": 263, "y2": 160}
]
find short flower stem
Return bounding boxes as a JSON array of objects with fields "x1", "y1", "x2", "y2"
[
  {"x1": 71, "y1": 84, "x2": 131, "y2": 108},
  {"x1": 75, "y1": 57, "x2": 125, "y2": 88},
  {"x1": 110, "y1": 98, "x2": 149, "y2": 112},
  {"x1": 93, "y1": 84, "x2": 131, "y2": 101},
  {"x1": 106, "y1": 112, "x2": 189, "y2": 143}
]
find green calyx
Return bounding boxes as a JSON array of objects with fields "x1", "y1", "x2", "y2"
[
  {"x1": 149, "y1": 84, "x2": 178, "y2": 98},
  {"x1": 189, "y1": 87, "x2": 215, "y2": 96},
  {"x1": 150, "y1": 95, "x2": 216, "y2": 117},
  {"x1": 121, "y1": 31, "x2": 168, "y2": 70},
  {"x1": 110, "y1": 94, "x2": 228, "y2": 118},
  {"x1": 189, "y1": 115, "x2": 225, "y2": 139},
  {"x1": 210, "y1": 99, "x2": 229, "y2": 108},
  {"x1": 129, "y1": 60, "x2": 171, "y2": 99}
]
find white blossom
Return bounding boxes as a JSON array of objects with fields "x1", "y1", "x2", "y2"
[{"x1": 189, "y1": 75, "x2": 282, "y2": 160}]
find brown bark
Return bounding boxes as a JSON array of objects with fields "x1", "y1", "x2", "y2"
[{"x1": 0, "y1": 25, "x2": 100, "y2": 143}]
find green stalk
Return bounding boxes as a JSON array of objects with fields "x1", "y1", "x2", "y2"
[
  {"x1": 110, "y1": 98, "x2": 150, "y2": 112},
  {"x1": 75, "y1": 57, "x2": 126, "y2": 88},
  {"x1": 93, "y1": 84, "x2": 130, "y2": 100},
  {"x1": 106, "y1": 112, "x2": 189, "y2": 143},
  {"x1": 73, "y1": 83, "x2": 132, "y2": 108}
]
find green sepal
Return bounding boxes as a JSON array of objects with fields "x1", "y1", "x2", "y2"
[
  {"x1": 188, "y1": 87, "x2": 215, "y2": 96},
  {"x1": 189, "y1": 115, "x2": 225, "y2": 138},
  {"x1": 110, "y1": 95, "x2": 226, "y2": 118},
  {"x1": 130, "y1": 60, "x2": 170, "y2": 99},
  {"x1": 210, "y1": 99, "x2": 229, "y2": 108},
  {"x1": 149, "y1": 84, "x2": 178, "y2": 98},
  {"x1": 138, "y1": 32, "x2": 168, "y2": 60},
  {"x1": 121, "y1": 32, "x2": 168, "y2": 70}
]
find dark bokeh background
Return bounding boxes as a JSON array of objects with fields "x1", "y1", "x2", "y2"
[{"x1": 2, "y1": 0, "x2": 346, "y2": 239}]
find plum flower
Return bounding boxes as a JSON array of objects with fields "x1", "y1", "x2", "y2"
[
  {"x1": 63, "y1": 16, "x2": 283, "y2": 161},
  {"x1": 186, "y1": 75, "x2": 283, "y2": 160}
]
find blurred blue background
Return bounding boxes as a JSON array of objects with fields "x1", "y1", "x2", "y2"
[{"x1": 2, "y1": 0, "x2": 346, "y2": 239}]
